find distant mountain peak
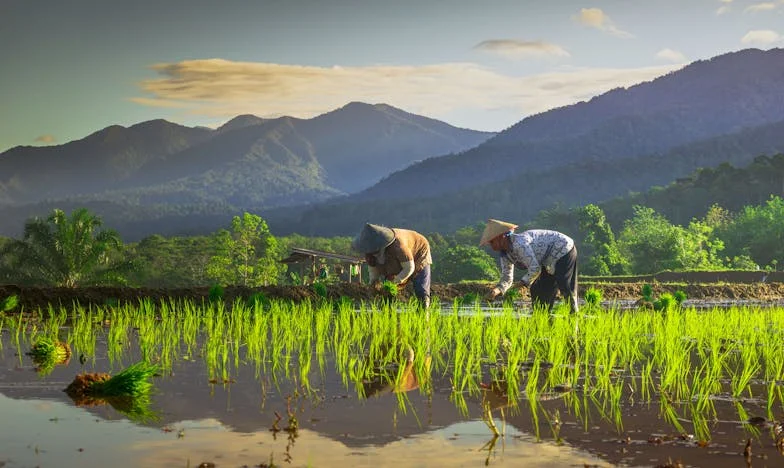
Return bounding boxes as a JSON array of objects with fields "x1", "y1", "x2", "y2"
[{"x1": 218, "y1": 114, "x2": 267, "y2": 133}]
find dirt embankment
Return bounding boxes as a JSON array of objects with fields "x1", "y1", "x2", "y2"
[{"x1": 1, "y1": 281, "x2": 784, "y2": 313}]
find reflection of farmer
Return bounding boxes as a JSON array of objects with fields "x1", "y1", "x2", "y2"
[
  {"x1": 480, "y1": 219, "x2": 579, "y2": 313},
  {"x1": 352, "y1": 223, "x2": 432, "y2": 308},
  {"x1": 362, "y1": 348, "x2": 430, "y2": 398}
]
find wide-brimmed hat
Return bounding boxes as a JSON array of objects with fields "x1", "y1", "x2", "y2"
[
  {"x1": 479, "y1": 219, "x2": 518, "y2": 246},
  {"x1": 352, "y1": 223, "x2": 396, "y2": 253}
]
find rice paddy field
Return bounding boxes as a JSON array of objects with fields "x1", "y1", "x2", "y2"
[{"x1": 2, "y1": 296, "x2": 784, "y2": 468}]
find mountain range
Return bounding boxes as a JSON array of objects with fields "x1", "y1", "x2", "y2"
[
  {"x1": 1, "y1": 48, "x2": 784, "y2": 241},
  {"x1": 0, "y1": 102, "x2": 492, "y2": 237}
]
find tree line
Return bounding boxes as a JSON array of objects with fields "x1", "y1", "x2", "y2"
[{"x1": 0, "y1": 196, "x2": 781, "y2": 288}]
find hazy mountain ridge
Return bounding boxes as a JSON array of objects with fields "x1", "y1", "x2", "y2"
[
  {"x1": 0, "y1": 103, "x2": 492, "y2": 213},
  {"x1": 355, "y1": 48, "x2": 784, "y2": 201}
]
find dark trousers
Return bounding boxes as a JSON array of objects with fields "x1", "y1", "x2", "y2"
[
  {"x1": 529, "y1": 246, "x2": 578, "y2": 313},
  {"x1": 412, "y1": 265, "x2": 431, "y2": 308}
]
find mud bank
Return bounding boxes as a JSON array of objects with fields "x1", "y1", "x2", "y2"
[{"x1": 1, "y1": 281, "x2": 784, "y2": 313}]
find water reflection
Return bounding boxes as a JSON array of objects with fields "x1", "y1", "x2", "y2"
[{"x1": 0, "y1": 394, "x2": 612, "y2": 468}]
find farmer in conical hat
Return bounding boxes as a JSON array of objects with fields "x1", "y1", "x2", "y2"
[
  {"x1": 352, "y1": 223, "x2": 432, "y2": 308},
  {"x1": 480, "y1": 219, "x2": 579, "y2": 313}
]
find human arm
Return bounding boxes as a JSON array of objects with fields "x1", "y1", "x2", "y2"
[{"x1": 392, "y1": 260, "x2": 415, "y2": 285}]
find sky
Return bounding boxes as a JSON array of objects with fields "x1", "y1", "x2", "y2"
[{"x1": 1, "y1": 0, "x2": 783, "y2": 153}]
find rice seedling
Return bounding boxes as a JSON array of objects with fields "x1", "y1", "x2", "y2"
[
  {"x1": 27, "y1": 336, "x2": 71, "y2": 376},
  {"x1": 64, "y1": 361, "x2": 160, "y2": 423},
  {"x1": 1, "y1": 294, "x2": 19, "y2": 313},
  {"x1": 583, "y1": 287, "x2": 603, "y2": 310},
  {"x1": 381, "y1": 280, "x2": 398, "y2": 297},
  {"x1": 312, "y1": 281, "x2": 327, "y2": 299},
  {"x1": 6, "y1": 291, "x2": 784, "y2": 446},
  {"x1": 208, "y1": 284, "x2": 224, "y2": 302}
]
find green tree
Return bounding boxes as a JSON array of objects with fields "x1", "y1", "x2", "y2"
[
  {"x1": 126, "y1": 234, "x2": 218, "y2": 287},
  {"x1": 577, "y1": 204, "x2": 627, "y2": 275},
  {"x1": 717, "y1": 196, "x2": 784, "y2": 269},
  {"x1": 617, "y1": 206, "x2": 687, "y2": 274},
  {"x1": 432, "y1": 245, "x2": 497, "y2": 283},
  {"x1": 206, "y1": 213, "x2": 282, "y2": 286},
  {"x1": 0, "y1": 208, "x2": 131, "y2": 287}
]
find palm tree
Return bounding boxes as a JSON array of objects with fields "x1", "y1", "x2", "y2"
[{"x1": 0, "y1": 208, "x2": 133, "y2": 287}]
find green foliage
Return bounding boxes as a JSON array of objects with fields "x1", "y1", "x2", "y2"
[
  {"x1": 27, "y1": 337, "x2": 71, "y2": 376},
  {"x1": 247, "y1": 292, "x2": 270, "y2": 309},
  {"x1": 126, "y1": 234, "x2": 218, "y2": 287},
  {"x1": 673, "y1": 290, "x2": 687, "y2": 305},
  {"x1": 312, "y1": 282, "x2": 327, "y2": 298},
  {"x1": 641, "y1": 284, "x2": 653, "y2": 302},
  {"x1": 432, "y1": 244, "x2": 497, "y2": 283},
  {"x1": 502, "y1": 287, "x2": 521, "y2": 305},
  {"x1": 654, "y1": 292, "x2": 677, "y2": 312},
  {"x1": 717, "y1": 196, "x2": 784, "y2": 269},
  {"x1": 578, "y1": 204, "x2": 627, "y2": 275},
  {"x1": 208, "y1": 284, "x2": 224, "y2": 302},
  {"x1": 460, "y1": 292, "x2": 480, "y2": 304},
  {"x1": 382, "y1": 280, "x2": 398, "y2": 297},
  {"x1": 617, "y1": 206, "x2": 725, "y2": 274},
  {"x1": 1, "y1": 295, "x2": 18, "y2": 313},
  {"x1": 0, "y1": 208, "x2": 133, "y2": 287},
  {"x1": 90, "y1": 362, "x2": 159, "y2": 398},
  {"x1": 206, "y1": 212, "x2": 283, "y2": 287},
  {"x1": 584, "y1": 287, "x2": 603, "y2": 308}
]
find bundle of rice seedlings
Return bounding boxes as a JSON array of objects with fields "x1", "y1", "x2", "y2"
[
  {"x1": 65, "y1": 361, "x2": 158, "y2": 398},
  {"x1": 28, "y1": 337, "x2": 71, "y2": 375},
  {"x1": 64, "y1": 361, "x2": 160, "y2": 423}
]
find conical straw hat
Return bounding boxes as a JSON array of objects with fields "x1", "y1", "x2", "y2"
[
  {"x1": 352, "y1": 223, "x2": 396, "y2": 253},
  {"x1": 479, "y1": 219, "x2": 518, "y2": 246}
]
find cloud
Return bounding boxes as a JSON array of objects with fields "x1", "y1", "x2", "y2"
[
  {"x1": 741, "y1": 29, "x2": 782, "y2": 44},
  {"x1": 132, "y1": 59, "x2": 680, "y2": 131},
  {"x1": 655, "y1": 48, "x2": 688, "y2": 63},
  {"x1": 716, "y1": 5, "x2": 731, "y2": 14},
  {"x1": 34, "y1": 134, "x2": 56, "y2": 144},
  {"x1": 574, "y1": 8, "x2": 634, "y2": 38},
  {"x1": 474, "y1": 40, "x2": 570, "y2": 58},
  {"x1": 744, "y1": 2, "x2": 778, "y2": 13}
]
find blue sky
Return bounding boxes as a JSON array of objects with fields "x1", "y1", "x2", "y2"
[{"x1": 1, "y1": 0, "x2": 782, "y2": 152}]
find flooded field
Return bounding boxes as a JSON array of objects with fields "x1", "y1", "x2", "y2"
[{"x1": 2, "y1": 297, "x2": 784, "y2": 467}]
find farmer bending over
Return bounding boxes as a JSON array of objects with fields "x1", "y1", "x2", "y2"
[
  {"x1": 352, "y1": 223, "x2": 432, "y2": 308},
  {"x1": 480, "y1": 219, "x2": 579, "y2": 313}
]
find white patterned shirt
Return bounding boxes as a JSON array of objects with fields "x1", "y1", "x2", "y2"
[{"x1": 496, "y1": 229, "x2": 575, "y2": 293}]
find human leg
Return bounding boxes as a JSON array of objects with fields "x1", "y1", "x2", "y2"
[
  {"x1": 413, "y1": 265, "x2": 431, "y2": 308},
  {"x1": 554, "y1": 246, "x2": 579, "y2": 313},
  {"x1": 529, "y1": 272, "x2": 557, "y2": 311}
]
